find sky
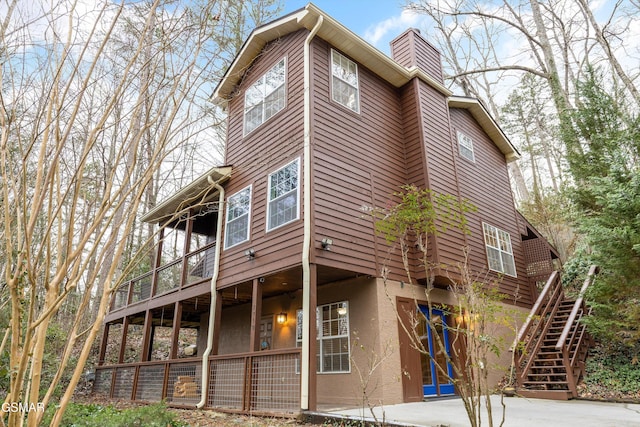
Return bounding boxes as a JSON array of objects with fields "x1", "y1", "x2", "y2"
[{"x1": 281, "y1": 1, "x2": 423, "y2": 55}]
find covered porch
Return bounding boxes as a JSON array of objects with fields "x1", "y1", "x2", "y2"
[{"x1": 96, "y1": 260, "x2": 373, "y2": 415}]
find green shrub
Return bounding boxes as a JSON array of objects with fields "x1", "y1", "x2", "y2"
[
  {"x1": 41, "y1": 402, "x2": 187, "y2": 427},
  {"x1": 585, "y1": 344, "x2": 640, "y2": 394}
]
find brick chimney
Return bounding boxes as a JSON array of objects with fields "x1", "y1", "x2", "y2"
[{"x1": 390, "y1": 28, "x2": 444, "y2": 85}]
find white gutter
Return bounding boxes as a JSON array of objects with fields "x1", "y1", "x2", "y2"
[
  {"x1": 197, "y1": 175, "x2": 226, "y2": 408},
  {"x1": 300, "y1": 12, "x2": 323, "y2": 411}
]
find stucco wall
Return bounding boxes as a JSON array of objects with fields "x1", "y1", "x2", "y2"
[
  {"x1": 378, "y1": 277, "x2": 530, "y2": 402},
  {"x1": 215, "y1": 275, "x2": 529, "y2": 408}
]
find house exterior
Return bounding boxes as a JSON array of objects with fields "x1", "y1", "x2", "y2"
[{"x1": 93, "y1": 3, "x2": 559, "y2": 414}]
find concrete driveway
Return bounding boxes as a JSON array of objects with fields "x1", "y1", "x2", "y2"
[{"x1": 327, "y1": 396, "x2": 640, "y2": 427}]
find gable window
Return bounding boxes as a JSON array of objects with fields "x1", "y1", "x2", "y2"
[
  {"x1": 224, "y1": 186, "x2": 252, "y2": 249},
  {"x1": 267, "y1": 158, "x2": 299, "y2": 231},
  {"x1": 244, "y1": 58, "x2": 286, "y2": 135},
  {"x1": 457, "y1": 131, "x2": 475, "y2": 162},
  {"x1": 331, "y1": 50, "x2": 359, "y2": 113},
  {"x1": 296, "y1": 301, "x2": 351, "y2": 373},
  {"x1": 483, "y1": 223, "x2": 517, "y2": 277}
]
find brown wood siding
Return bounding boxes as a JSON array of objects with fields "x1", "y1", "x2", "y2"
[
  {"x1": 416, "y1": 80, "x2": 468, "y2": 272},
  {"x1": 310, "y1": 39, "x2": 407, "y2": 278},
  {"x1": 218, "y1": 30, "x2": 308, "y2": 288},
  {"x1": 390, "y1": 30, "x2": 444, "y2": 84},
  {"x1": 449, "y1": 108, "x2": 533, "y2": 306},
  {"x1": 401, "y1": 81, "x2": 427, "y2": 188},
  {"x1": 390, "y1": 31, "x2": 413, "y2": 69},
  {"x1": 400, "y1": 80, "x2": 432, "y2": 282}
]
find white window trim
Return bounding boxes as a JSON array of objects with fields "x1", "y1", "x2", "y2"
[
  {"x1": 224, "y1": 185, "x2": 252, "y2": 249},
  {"x1": 243, "y1": 57, "x2": 287, "y2": 136},
  {"x1": 266, "y1": 158, "x2": 300, "y2": 232},
  {"x1": 482, "y1": 222, "x2": 517, "y2": 277},
  {"x1": 331, "y1": 49, "x2": 360, "y2": 113},
  {"x1": 457, "y1": 131, "x2": 475, "y2": 162},
  {"x1": 296, "y1": 301, "x2": 351, "y2": 374}
]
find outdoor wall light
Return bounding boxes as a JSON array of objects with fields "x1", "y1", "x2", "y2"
[
  {"x1": 276, "y1": 312, "x2": 287, "y2": 324},
  {"x1": 337, "y1": 303, "x2": 348, "y2": 316},
  {"x1": 321, "y1": 237, "x2": 333, "y2": 250},
  {"x1": 244, "y1": 248, "x2": 256, "y2": 260}
]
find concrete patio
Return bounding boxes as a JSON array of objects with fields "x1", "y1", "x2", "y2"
[{"x1": 323, "y1": 395, "x2": 640, "y2": 427}]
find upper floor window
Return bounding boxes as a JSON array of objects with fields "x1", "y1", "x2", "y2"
[
  {"x1": 457, "y1": 131, "x2": 475, "y2": 162},
  {"x1": 483, "y1": 223, "x2": 517, "y2": 277},
  {"x1": 224, "y1": 186, "x2": 252, "y2": 249},
  {"x1": 267, "y1": 158, "x2": 299, "y2": 231},
  {"x1": 331, "y1": 50, "x2": 359, "y2": 113},
  {"x1": 244, "y1": 58, "x2": 286, "y2": 135}
]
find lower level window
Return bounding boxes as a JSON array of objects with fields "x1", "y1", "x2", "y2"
[{"x1": 296, "y1": 301, "x2": 350, "y2": 373}]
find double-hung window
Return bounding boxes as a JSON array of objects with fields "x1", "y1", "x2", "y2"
[
  {"x1": 331, "y1": 50, "x2": 359, "y2": 113},
  {"x1": 224, "y1": 186, "x2": 252, "y2": 249},
  {"x1": 483, "y1": 223, "x2": 517, "y2": 277},
  {"x1": 267, "y1": 158, "x2": 299, "y2": 231},
  {"x1": 457, "y1": 131, "x2": 475, "y2": 162},
  {"x1": 244, "y1": 58, "x2": 286, "y2": 135},
  {"x1": 296, "y1": 301, "x2": 350, "y2": 373}
]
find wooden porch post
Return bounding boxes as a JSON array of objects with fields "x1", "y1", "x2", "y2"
[
  {"x1": 212, "y1": 290, "x2": 222, "y2": 355},
  {"x1": 118, "y1": 317, "x2": 129, "y2": 364},
  {"x1": 140, "y1": 309, "x2": 153, "y2": 361},
  {"x1": 249, "y1": 279, "x2": 263, "y2": 353},
  {"x1": 244, "y1": 279, "x2": 263, "y2": 411},
  {"x1": 98, "y1": 323, "x2": 110, "y2": 366},
  {"x1": 181, "y1": 211, "x2": 194, "y2": 289},
  {"x1": 308, "y1": 263, "x2": 318, "y2": 411},
  {"x1": 170, "y1": 302, "x2": 183, "y2": 359},
  {"x1": 151, "y1": 228, "x2": 164, "y2": 297}
]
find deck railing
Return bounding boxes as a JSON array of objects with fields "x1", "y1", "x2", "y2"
[
  {"x1": 513, "y1": 270, "x2": 565, "y2": 385},
  {"x1": 110, "y1": 241, "x2": 217, "y2": 312},
  {"x1": 555, "y1": 265, "x2": 599, "y2": 395},
  {"x1": 93, "y1": 349, "x2": 301, "y2": 414},
  {"x1": 513, "y1": 266, "x2": 598, "y2": 395}
]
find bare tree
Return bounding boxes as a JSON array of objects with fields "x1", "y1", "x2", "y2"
[
  {"x1": 406, "y1": 0, "x2": 640, "y2": 204},
  {"x1": 0, "y1": 1, "x2": 281, "y2": 426}
]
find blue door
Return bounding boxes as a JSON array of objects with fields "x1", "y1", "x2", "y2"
[{"x1": 418, "y1": 306, "x2": 455, "y2": 396}]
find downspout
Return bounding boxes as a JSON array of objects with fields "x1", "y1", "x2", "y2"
[
  {"x1": 300, "y1": 13, "x2": 323, "y2": 411},
  {"x1": 197, "y1": 176, "x2": 226, "y2": 408}
]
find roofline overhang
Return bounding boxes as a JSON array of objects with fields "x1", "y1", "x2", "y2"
[
  {"x1": 141, "y1": 166, "x2": 233, "y2": 224},
  {"x1": 448, "y1": 96, "x2": 520, "y2": 162},
  {"x1": 212, "y1": 3, "x2": 452, "y2": 107}
]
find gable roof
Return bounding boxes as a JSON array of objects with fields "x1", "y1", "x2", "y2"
[
  {"x1": 212, "y1": 3, "x2": 452, "y2": 106},
  {"x1": 212, "y1": 2, "x2": 519, "y2": 162},
  {"x1": 448, "y1": 96, "x2": 520, "y2": 162},
  {"x1": 142, "y1": 166, "x2": 232, "y2": 224}
]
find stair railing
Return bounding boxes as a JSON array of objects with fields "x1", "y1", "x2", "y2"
[
  {"x1": 513, "y1": 271, "x2": 565, "y2": 387},
  {"x1": 555, "y1": 265, "x2": 599, "y2": 396}
]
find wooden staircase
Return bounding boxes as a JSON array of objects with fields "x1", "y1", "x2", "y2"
[{"x1": 513, "y1": 265, "x2": 599, "y2": 400}]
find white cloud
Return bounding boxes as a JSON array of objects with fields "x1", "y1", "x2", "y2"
[{"x1": 363, "y1": 8, "x2": 425, "y2": 48}]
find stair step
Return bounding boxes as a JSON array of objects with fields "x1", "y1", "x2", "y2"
[
  {"x1": 526, "y1": 374, "x2": 568, "y2": 379},
  {"x1": 522, "y1": 381, "x2": 569, "y2": 387},
  {"x1": 532, "y1": 359, "x2": 564, "y2": 365},
  {"x1": 517, "y1": 389, "x2": 573, "y2": 400}
]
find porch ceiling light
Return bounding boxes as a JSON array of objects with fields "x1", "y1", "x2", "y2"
[
  {"x1": 321, "y1": 237, "x2": 333, "y2": 250},
  {"x1": 276, "y1": 312, "x2": 287, "y2": 324},
  {"x1": 244, "y1": 248, "x2": 255, "y2": 260}
]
